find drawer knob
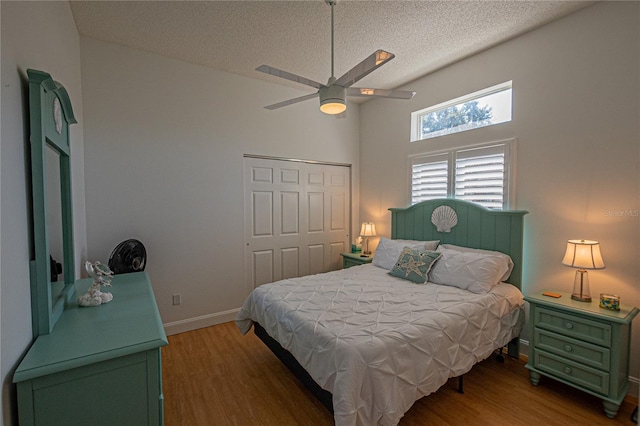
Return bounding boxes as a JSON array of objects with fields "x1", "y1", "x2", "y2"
[
  {"x1": 564, "y1": 366, "x2": 572, "y2": 375},
  {"x1": 564, "y1": 322, "x2": 574, "y2": 329},
  {"x1": 564, "y1": 345, "x2": 573, "y2": 352}
]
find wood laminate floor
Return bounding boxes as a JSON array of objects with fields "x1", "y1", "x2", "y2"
[{"x1": 162, "y1": 321, "x2": 637, "y2": 425}]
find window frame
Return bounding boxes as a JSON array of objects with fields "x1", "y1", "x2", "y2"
[
  {"x1": 410, "y1": 81, "x2": 513, "y2": 142},
  {"x1": 408, "y1": 138, "x2": 517, "y2": 210}
]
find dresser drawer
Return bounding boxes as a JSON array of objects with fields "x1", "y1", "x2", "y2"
[
  {"x1": 534, "y1": 328, "x2": 610, "y2": 371},
  {"x1": 534, "y1": 307, "x2": 611, "y2": 347},
  {"x1": 534, "y1": 350, "x2": 610, "y2": 395}
]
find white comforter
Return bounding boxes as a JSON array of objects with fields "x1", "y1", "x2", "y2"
[{"x1": 236, "y1": 264, "x2": 524, "y2": 426}]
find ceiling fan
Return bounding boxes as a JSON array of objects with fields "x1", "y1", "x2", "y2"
[{"x1": 256, "y1": 0, "x2": 416, "y2": 115}]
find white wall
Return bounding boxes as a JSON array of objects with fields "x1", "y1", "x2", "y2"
[
  {"x1": 0, "y1": 2, "x2": 86, "y2": 424},
  {"x1": 360, "y1": 1, "x2": 640, "y2": 394},
  {"x1": 80, "y1": 37, "x2": 361, "y2": 334}
]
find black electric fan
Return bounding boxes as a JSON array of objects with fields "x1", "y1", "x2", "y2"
[{"x1": 108, "y1": 239, "x2": 147, "y2": 274}]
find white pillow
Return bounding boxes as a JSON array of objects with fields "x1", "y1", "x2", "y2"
[
  {"x1": 372, "y1": 237, "x2": 440, "y2": 270},
  {"x1": 428, "y1": 248, "x2": 510, "y2": 294},
  {"x1": 439, "y1": 244, "x2": 514, "y2": 282}
]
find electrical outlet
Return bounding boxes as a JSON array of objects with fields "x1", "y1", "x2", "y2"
[{"x1": 172, "y1": 294, "x2": 181, "y2": 305}]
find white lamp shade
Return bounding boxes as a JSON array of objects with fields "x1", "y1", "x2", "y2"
[
  {"x1": 562, "y1": 239, "x2": 605, "y2": 269},
  {"x1": 360, "y1": 222, "x2": 376, "y2": 237}
]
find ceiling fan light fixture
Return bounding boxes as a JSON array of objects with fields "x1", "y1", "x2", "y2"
[
  {"x1": 320, "y1": 99, "x2": 346, "y2": 115},
  {"x1": 319, "y1": 84, "x2": 346, "y2": 115}
]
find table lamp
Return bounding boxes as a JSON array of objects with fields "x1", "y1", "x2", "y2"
[
  {"x1": 562, "y1": 239, "x2": 605, "y2": 302},
  {"x1": 360, "y1": 222, "x2": 376, "y2": 256}
]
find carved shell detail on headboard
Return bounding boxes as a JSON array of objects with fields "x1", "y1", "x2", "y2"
[{"x1": 431, "y1": 205, "x2": 458, "y2": 233}]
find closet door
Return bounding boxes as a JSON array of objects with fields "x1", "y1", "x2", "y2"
[{"x1": 244, "y1": 156, "x2": 350, "y2": 289}]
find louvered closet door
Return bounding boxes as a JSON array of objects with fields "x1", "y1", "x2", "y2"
[{"x1": 244, "y1": 156, "x2": 351, "y2": 289}]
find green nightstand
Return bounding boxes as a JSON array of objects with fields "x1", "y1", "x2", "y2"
[
  {"x1": 525, "y1": 290, "x2": 639, "y2": 418},
  {"x1": 341, "y1": 252, "x2": 373, "y2": 269}
]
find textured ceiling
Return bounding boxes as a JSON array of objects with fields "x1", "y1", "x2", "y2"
[{"x1": 70, "y1": 1, "x2": 593, "y2": 98}]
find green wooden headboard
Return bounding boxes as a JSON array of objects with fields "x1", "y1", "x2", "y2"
[{"x1": 389, "y1": 199, "x2": 528, "y2": 289}]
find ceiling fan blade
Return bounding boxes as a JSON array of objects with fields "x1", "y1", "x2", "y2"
[
  {"x1": 334, "y1": 50, "x2": 395, "y2": 88},
  {"x1": 256, "y1": 65, "x2": 323, "y2": 90},
  {"x1": 347, "y1": 87, "x2": 415, "y2": 99},
  {"x1": 264, "y1": 92, "x2": 319, "y2": 110}
]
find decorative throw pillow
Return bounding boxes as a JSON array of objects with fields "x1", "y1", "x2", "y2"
[
  {"x1": 389, "y1": 247, "x2": 442, "y2": 284},
  {"x1": 373, "y1": 237, "x2": 440, "y2": 270}
]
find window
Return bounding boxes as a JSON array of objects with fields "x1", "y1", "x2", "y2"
[
  {"x1": 410, "y1": 140, "x2": 515, "y2": 210},
  {"x1": 411, "y1": 81, "x2": 512, "y2": 142}
]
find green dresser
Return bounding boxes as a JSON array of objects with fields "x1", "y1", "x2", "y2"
[
  {"x1": 14, "y1": 272, "x2": 167, "y2": 426},
  {"x1": 525, "y1": 290, "x2": 638, "y2": 418}
]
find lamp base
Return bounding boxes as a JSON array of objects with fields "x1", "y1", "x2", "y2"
[
  {"x1": 570, "y1": 269, "x2": 592, "y2": 302},
  {"x1": 362, "y1": 237, "x2": 371, "y2": 257},
  {"x1": 571, "y1": 294, "x2": 592, "y2": 302}
]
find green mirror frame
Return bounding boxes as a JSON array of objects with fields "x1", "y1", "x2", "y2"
[{"x1": 28, "y1": 69, "x2": 77, "y2": 337}]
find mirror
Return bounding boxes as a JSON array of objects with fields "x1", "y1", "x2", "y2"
[
  {"x1": 27, "y1": 69, "x2": 77, "y2": 337},
  {"x1": 45, "y1": 142, "x2": 65, "y2": 301}
]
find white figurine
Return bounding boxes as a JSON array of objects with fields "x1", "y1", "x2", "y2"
[{"x1": 78, "y1": 261, "x2": 114, "y2": 307}]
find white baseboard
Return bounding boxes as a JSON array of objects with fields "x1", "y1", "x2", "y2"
[
  {"x1": 519, "y1": 338, "x2": 530, "y2": 359},
  {"x1": 163, "y1": 308, "x2": 240, "y2": 336}
]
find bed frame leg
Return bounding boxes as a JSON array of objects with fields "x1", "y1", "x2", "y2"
[
  {"x1": 457, "y1": 375, "x2": 464, "y2": 394},
  {"x1": 495, "y1": 347, "x2": 505, "y2": 363},
  {"x1": 507, "y1": 336, "x2": 519, "y2": 358}
]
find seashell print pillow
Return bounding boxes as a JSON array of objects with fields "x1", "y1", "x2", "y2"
[{"x1": 388, "y1": 247, "x2": 442, "y2": 284}]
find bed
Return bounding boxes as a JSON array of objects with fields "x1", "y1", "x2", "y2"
[{"x1": 236, "y1": 199, "x2": 528, "y2": 425}]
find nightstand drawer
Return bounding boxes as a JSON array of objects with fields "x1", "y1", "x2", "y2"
[
  {"x1": 343, "y1": 257, "x2": 363, "y2": 268},
  {"x1": 534, "y1": 328, "x2": 610, "y2": 370},
  {"x1": 535, "y1": 307, "x2": 611, "y2": 347},
  {"x1": 534, "y1": 350, "x2": 610, "y2": 395},
  {"x1": 341, "y1": 253, "x2": 372, "y2": 269}
]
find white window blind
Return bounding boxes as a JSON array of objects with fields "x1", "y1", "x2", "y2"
[
  {"x1": 455, "y1": 145, "x2": 505, "y2": 209},
  {"x1": 409, "y1": 141, "x2": 514, "y2": 210},
  {"x1": 411, "y1": 154, "x2": 449, "y2": 204}
]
